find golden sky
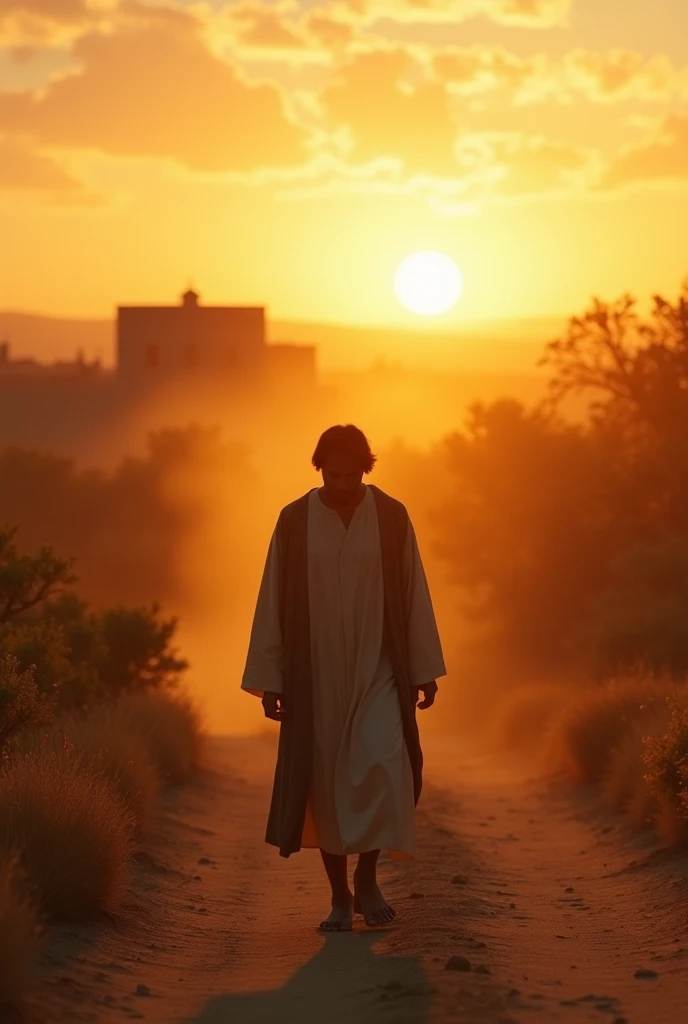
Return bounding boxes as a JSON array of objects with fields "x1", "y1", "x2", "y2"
[{"x1": 1, "y1": 0, "x2": 687, "y2": 334}]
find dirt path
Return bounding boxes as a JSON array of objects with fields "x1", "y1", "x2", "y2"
[{"x1": 29, "y1": 735, "x2": 688, "y2": 1024}]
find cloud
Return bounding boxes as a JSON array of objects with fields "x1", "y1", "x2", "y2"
[
  {"x1": 0, "y1": 3, "x2": 307, "y2": 171},
  {"x1": 265, "y1": 131, "x2": 591, "y2": 215},
  {"x1": 564, "y1": 49, "x2": 686, "y2": 103},
  {"x1": 220, "y1": 1, "x2": 313, "y2": 56},
  {"x1": 319, "y1": 46, "x2": 460, "y2": 175},
  {"x1": 319, "y1": 0, "x2": 571, "y2": 28},
  {"x1": 0, "y1": 134, "x2": 94, "y2": 200},
  {"x1": 302, "y1": 7, "x2": 358, "y2": 49},
  {"x1": 477, "y1": 133, "x2": 593, "y2": 197},
  {"x1": 432, "y1": 45, "x2": 558, "y2": 102},
  {"x1": 213, "y1": 1, "x2": 364, "y2": 61},
  {"x1": 0, "y1": 0, "x2": 95, "y2": 46},
  {"x1": 603, "y1": 114, "x2": 688, "y2": 189},
  {"x1": 432, "y1": 44, "x2": 688, "y2": 106}
]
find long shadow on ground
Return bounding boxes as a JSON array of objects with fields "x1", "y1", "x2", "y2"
[{"x1": 190, "y1": 930, "x2": 430, "y2": 1024}]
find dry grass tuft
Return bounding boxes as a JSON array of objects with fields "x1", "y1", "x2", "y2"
[
  {"x1": 543, "y1": 675, "x2": 672, "y2": 785},
  {"x1": 0, "y1": 852, "x2": 39, "y2": 1007},
  {"x1": 0, "y1": 752, "x2": 132, "y2": 919},
  {"x1": 488, "y1": 683, "x2": 564, "y2": 754},
  {"x1": 116, "y1": 690, "x2": 203, "y2": 784},
  {"x1": 18, "y1": 707, "x2": 160, "y2": 835}
]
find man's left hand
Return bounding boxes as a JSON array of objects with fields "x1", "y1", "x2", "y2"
[{"x1": 414, "y1": 681, "x2": 438, "y2": 710}]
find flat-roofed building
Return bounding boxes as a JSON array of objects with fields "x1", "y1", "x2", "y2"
[{"x1": 116, "y1": 289, "x2": 268, "y2": 388}]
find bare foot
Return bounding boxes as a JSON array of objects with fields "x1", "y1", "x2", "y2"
[
  {"x1": 353, "y1": 871, "x2": 396, "y2": 927},
  {"x1": 319, "y1": 893, "x2": 354, "y2": 932}
]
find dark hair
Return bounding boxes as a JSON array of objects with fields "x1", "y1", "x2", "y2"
[{"x1": 311, "y1": 424, "x2": 377, "y2": 474}]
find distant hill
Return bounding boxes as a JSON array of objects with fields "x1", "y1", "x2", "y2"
[
  {"x1": 0, "y1": 309, "x2": 564, "y2": 373},
  {"x1": 269, "y1": 316, "x2": 563, "y2": 373}
]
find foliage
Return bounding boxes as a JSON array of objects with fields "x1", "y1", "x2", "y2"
[
  {"x1": 0, "y1": 526, "x2": 75, "y2": 625},
  {"x1": 643, "y1": 694, "x2": 688, "y2": 827},
  {"x1": 0, "y1": 525, "x2": 189, "y2": 728},
  {"x1": 578, "y1": 538, "x2": 688, "y2": 678},
  {"x1": 98, "y1": 604, "x2": 188, "y2": 696},
  {"x1": 0, "y1": 654, "x2": 52, "y2": 749},
  {"x1": 433, "y1": 399, "x2": 614, "y2": 670},
  {"x1": 432, "y1": 283, "x2": 688, "y2": 677},
  {"x1": 0, "y1": 426, "x2": 255, "y2": 610}
]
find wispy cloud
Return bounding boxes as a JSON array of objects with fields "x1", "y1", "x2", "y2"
[
  {"x1": 602, "y1": 114, "x2": 688, "y2": 189},
  {"x1": 0, "y1": 133, "x2": 101, "y2": 202},
  {"x1": 0, "y1": 2, "x2": 307, "y2": 170},
  {"x1": 317, "y1": 0, "x2": 571, "y2": 28},
  {"x1": 318, "y1": 45, "x2": 459, "y2": 175}
]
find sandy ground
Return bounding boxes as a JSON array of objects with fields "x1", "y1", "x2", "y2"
[{"x1": 23, "y1": 734, "x2": 688, "y2": 1024}]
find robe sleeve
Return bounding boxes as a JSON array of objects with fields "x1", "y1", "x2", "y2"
[
  {"x1": 241, "y1": 527, "x2": 284, "y2": 698},
  {"x1": 404, "y1": 519, "x2": 447, "y2": 688}
]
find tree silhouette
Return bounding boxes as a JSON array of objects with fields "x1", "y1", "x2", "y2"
[{"x1": 0, "y1": 527, "x2": 76, "y2": 625}]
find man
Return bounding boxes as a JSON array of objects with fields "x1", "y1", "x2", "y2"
[{"x1": 242, "y1": 424, "x2": 446, "y2": 931}]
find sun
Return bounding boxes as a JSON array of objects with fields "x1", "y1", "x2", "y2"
[{"x1": 394, "y1": 251, "x2": 463, "y2": 316}]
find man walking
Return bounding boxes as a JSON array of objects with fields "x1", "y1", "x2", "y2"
[{"x1": 242, "y1": 424, "x2": 446, "y2": 931}]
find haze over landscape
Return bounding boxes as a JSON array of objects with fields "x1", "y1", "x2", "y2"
[
  {"x1": 2, "y1": 1, "x2": 688, "y2": 1022},
  {"x1": 1, "y1": 0, "x2": 687, "y2": 345}
]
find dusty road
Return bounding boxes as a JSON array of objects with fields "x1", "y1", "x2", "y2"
[{"x1": 31, "y1": 734, "x2": 688, "y2": 1024}]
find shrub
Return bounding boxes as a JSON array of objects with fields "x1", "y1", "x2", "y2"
[
  {"x1": 31, "y1": 594, "x2": 105, "y2": 708},
  {"x1": 0, "y1": 752, "x2": 132, "y2": 918},
  {"x1": 117, "y1": 690, "x2": 202, "y2": 783},
  {"x1": 98, "y1": 605, "x2": 188, "y2": 696},
  {"x1": 643, "y1": 693, "x2": 688, "y2": 845},
  {"x1": 0, "y1": 653, "x2": 52, "y2": 748},
  {"x1": 544, "y1": 675, "x2": 672, "y2": 784},
  {"x1": 601, "y1": 703, "x2": 669, "y2": 819},
  {"x1": 0, "y1": 619, "x2": 74, "y2": 700},
  {"x1": 0, "y1": 852, "x2": 39, "y2": 1007},
  {"x1": 16, "y1": 706, "x2": 160, "y2": 835},
  {"x1": 0, "y1": 526, "x2": 75, "y2": 625}
]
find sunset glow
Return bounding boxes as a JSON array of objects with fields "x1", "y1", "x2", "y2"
[
  {"x1": 0, "y1": 0, "x2": 686, "y2": 361},
  {"x1": 394, "y1": 252, "x2": 463, "y2": 316}
]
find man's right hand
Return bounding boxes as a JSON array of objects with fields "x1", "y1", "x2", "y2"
[{"x1": 262, "y1": 692, "x2": 286, "y2": 722}]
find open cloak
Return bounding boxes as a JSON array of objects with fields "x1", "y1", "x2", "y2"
[{"x1": 265, "y1": 484, "x2": 424, "y2": 858}]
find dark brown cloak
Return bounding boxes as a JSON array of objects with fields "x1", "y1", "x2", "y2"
[{"x1": 265, "y1": 484, "x2": 423, "y2": 858}]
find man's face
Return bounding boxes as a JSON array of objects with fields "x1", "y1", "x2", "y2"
[{"x1": 321, "y1": 451, "x2": 364, "y2": 506}]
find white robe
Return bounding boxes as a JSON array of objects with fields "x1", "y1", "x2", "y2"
[{"x1": 241, "y1": 485, "x2": 446, "y2": 858}]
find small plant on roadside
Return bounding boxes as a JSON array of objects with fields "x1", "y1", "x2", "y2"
[
  {"x1": 544, "y1": 674, "x2": 672, "y2": 784},
  {"x1": 0, "y1": 752, "x2": 132, "y2": 918},
  {"x1": 0, "y1": 654, "x2": 52, "y2": 749},
  {"x1": 15, "y1": 706, "x2": 160, "y2": 835},
  {"x1": 643, "y1": 693, "x2": 688, "y2": 844},
  {"x1": 117, "y1": 690, "x2": 202, "y2": 783}
]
